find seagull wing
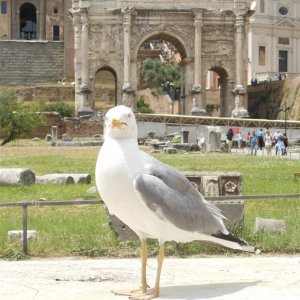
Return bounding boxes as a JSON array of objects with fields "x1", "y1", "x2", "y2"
[{"x1": 133, "y1": 157, "x2": 227, "y2": 235}]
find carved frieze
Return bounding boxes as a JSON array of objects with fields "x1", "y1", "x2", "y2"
[{"x1": 89, "y1": 24, "x2": 123, "y2": 55}]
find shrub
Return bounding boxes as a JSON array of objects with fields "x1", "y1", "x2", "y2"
[
  {"x1": 41, "y1": 102, "x2": 74, "y2": 117},
  {"x1": 0, "y1": 89, "x2": 45, "y2": 145},
  {"x1": 137, "y1": 96, "x2": 154, "y2": 114}
]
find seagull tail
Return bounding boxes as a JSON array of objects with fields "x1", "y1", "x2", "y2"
[{"x1": 211, "y1": 231, "x2": 255, "y2": 253}]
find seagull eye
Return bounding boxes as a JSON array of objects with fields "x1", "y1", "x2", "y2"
[{"x1": 128, "y1": 113, "x2": 131, "y2": 118}]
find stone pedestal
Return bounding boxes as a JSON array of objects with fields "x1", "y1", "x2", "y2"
[
  {"x1": 51, "y1": 126, "x2": 58, "y2": 145},
  {"x1": 205, "y1": 126, "x2": 221, "y2": 152},
  {"x1": 190, "y1": 85, "x2": 206, "y2": 116},
  {"x1": 180, "y1": 130, "x2": 189, "y2": 143},
  {"x1": 122, "y1": 85, "x2": 135, "y2": 109}
]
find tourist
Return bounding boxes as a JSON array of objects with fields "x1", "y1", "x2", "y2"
[
  {"x1": 275, "y1": 132, "x2": 285, "y2": 156},
  {"x1": 226, "y1": 128, "x2": 234, "y2": 153},
  {"x1": 257, "y1": 128, "x2": 264, "y2": 150},
  {"x1": 250, "y1": 130, "x2": 258, "y2": 156},
  {"x1": 264, "y1": 129, "x2": 273, "y2": 156},
  {"x1": 283, "y1": 133, "x2": 288, "y2": 155},
  {"x1": 237, "y1": 131, "x2": 243, "y2": 149},
  {"x1": 245, "y1": 131, "x2": 251, "y2": 148}
]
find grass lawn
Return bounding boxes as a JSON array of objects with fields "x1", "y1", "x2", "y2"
[{"x1": 0, "y1": 141, "x2": 300, "y2": 259}]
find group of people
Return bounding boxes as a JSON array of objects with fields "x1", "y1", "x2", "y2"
[{"x1": 226, "y1": 128, "x2": 288, "y2": 156}]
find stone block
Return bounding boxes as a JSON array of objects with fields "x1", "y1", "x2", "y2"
[
  {"x1": 212, "y1": 200, "x2": 244, "y2": 226},
  {"x1": 56, "y1": 142, "x2": 82, "y2": 147},
  {"x1": 151, "y1": 149, "x2": 161, "y2": 154},
  {"x1": 254, "y1": 217, "x2": 287, "y2": 234},
  {"x1": 45, "y1": 134, "x2": 52, "y2": 142},
  {"x1": 81, "y1": 142, "x2": 94, "y2": 147},
  {"x1": 201, "y1": 176, "x2": 220, "y2": 196},
  {"x1": 219, "y1": 173, "x2": 243, "y2": 196},
  {"x1": 0, "y1": 168, "x2": 35, "y2": 186},
  {"x1": 172, "y1": 143, "x2": 191, "y2": 151},
  {"x1": 36, "y1": 174, "x2": 75, "y2": 184},
  {"x1": 105, "y1": 207, "x2": 138, "y2": 240},
  {"x1": 8, "y1": 230, "x2": 37, "y2": 241},
  {"x1": 164, "y1": 147, "x2": 177, "y2": 154},
  {"x1": 62, "y1": 133, "x2": 73, "y2": 142},
  {"x1": 70, "y1": 173, "x2": 91, "y2": 184}
]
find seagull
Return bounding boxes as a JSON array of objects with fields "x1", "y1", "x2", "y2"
[{"x1": 96, "y1": 105, "x2": 254, "y2": 300}]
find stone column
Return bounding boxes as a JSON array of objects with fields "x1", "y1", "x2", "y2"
[
  {"x1": 122, "y1": 7, "x2": 134, "y2": 109},
  {"x1": 191, "y1": 10, "x2": 206, "y2": 116},
  {"x1": 231, "y1": 12, "x2": 249, "y2": 118},
  {"x1": 38, "y1": 0, "x2": 46, "y2": 40},
  {"x1": 78, "y1": 7, "x2": 93, "y2": 116},
  {"x1": 70, "y1": 6, "x2": 82, "y2": 115}
]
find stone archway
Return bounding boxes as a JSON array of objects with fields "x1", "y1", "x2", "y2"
[
  {"x1": 70, "y1": 1, "x2": 253, "y2": 118},
  {"x1": 93, "y1": 66, "x2": 117, "y2": 112},
  {"x1": 133, "y1": 32, "x2": 188, "y2": 114},
  {"x1": 205, "y1": 66, "x2": 231, "y2": 117}
]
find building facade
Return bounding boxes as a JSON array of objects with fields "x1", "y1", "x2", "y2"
[
  {"x1": 0, "y1": 0, "x2": 74, "y2": 83},
  {"x1": 248, "y1": 0, "x2": 300, "y2": 83}
]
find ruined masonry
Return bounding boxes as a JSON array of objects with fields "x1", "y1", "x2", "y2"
[{"x1": 70, "y1": 0, "x2": 253, "y2": 118}]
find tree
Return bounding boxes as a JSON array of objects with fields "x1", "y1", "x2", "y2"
[
  {"x1": 0, "y1": 89, "x2": 45, "y2": 145},
  {"x1": 141, "y1": 58, "x2": 181, "y2": 88}
]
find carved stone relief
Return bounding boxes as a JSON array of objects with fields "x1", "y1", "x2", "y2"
[{"x1": 202, "y1": 176, "x2": 220, "y2": 197}]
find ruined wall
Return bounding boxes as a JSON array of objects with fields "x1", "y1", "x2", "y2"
[
  {"x1": 0, "y1": 41, "x2": 64, "y2": 84},
  {"x1": 247, "y1": 77, "x2": 300, "y2": 120}
]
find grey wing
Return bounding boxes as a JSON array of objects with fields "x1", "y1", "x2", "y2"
[{"x1": 133, "y1": 159, "x2": 227, "y2": 234}]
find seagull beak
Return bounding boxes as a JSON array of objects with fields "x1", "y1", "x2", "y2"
[{"x1": 111, "y1": 118, "x2": 127, "y2": 129}]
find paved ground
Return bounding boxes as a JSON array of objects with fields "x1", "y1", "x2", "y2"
[{"x1": 0, "y1": 255, "x2": 300, "y2": 300}]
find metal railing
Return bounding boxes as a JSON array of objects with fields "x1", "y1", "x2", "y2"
[{"x1": 1, "y1": 194, "x2": 300, "y2": 255}]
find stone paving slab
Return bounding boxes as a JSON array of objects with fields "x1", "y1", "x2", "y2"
[{"x1": 0, "y1": 256, "x2": 299, "y2": 300}]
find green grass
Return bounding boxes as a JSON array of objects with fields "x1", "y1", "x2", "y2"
[{"x1": 0, "y1": 142, "x2": 300, "y2": 259}]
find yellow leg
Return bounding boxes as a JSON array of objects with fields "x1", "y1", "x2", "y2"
[
  {"x1": 113, "y1": 239, "x2": 148, "y2": 297},
  {"x1": 152, "y1": 243, "x2": 165, "y2": 298},
  {"x1": 140, "y1": 239, "x2": 149, "y2": 293},
  {"x1": 130, "y1": 243, "x2": 165, "y2": 300}
]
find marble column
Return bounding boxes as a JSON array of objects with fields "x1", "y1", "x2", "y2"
[
  {"x1": 78, "y1": 7, "x2": 93, "y2": 116},
  {"x1": 231, "y1": 13, "x2": 249, "y2": 118},
  {"x1": 191, "y1": 10, "x2": 206, "y2": 116},
  {"x1": 122, "y1": 7, "x2": 134, "y2": 109},
  {"x1": 38, "y1": 0, "x2": 46, "y2": 40},
  {"x1": 71, "y1": 6, "x2": 82, "y2": 114}
]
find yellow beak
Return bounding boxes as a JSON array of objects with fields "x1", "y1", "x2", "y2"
[{"x1": 111, "y1": 119, "x2": 127, "y2": 129}]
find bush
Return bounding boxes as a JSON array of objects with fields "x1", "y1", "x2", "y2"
[
  {"x1": 137, "y1": 96, "x2": 154, "y2": 114},
  {"x1": 41, "y1": 102, "x2": 74, "y2": 117},
  {"x1": 0, "y1": 89, "x2": 45, "y2": 145}
]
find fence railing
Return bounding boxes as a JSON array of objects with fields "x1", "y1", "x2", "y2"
[{"x1": 1, "y1": 194, "x2": 300, "y2": 255}]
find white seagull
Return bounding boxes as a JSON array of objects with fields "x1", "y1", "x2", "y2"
[{"x1": 96, "y1": 105, "x2": 254, "y2": 300}]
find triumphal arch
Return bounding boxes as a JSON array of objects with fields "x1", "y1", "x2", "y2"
[{"x1": 70, "y1": 0, "x2": 254, "y2": 117}]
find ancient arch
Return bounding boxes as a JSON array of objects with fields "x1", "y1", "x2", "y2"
[
  {"x1": 133, "y1": 32, "x2": 189, "y2": 113},
  {"x1": 70, "y1": 1, "x2": 253, "y2": 117},
  {"x1": 204, "y1": 66, "x2": 233, "y2": 117},
  {"x1": 93, "y1": 66, "x2": 117, "y2": 112}
]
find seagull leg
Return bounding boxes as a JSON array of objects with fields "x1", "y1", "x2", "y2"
[
  {"x1": 130, "y1": 243, "x2": 165, "y2": 300},
  {"x1": 140, "y1": 239, "x2": 149, "y2": 293},
  {"x1": 112, "y1": 239, "x2": 149, "y2": 297}
]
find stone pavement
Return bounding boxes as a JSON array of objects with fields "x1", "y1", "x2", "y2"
[{"x1": 0, "y1": 255, "x2": 300, "y2": 300}]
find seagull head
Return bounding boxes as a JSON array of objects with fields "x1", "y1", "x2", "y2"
[{"x1": 104, "y1": 105, "x2": 137, "y2": 140}]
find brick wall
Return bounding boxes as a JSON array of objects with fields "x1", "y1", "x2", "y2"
[{"x1": 0, "y1": 41, "x2": 64, "y2": 84}]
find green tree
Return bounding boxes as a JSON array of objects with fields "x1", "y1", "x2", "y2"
[
  {"x1": 141, "y1": 58, "x2": 181, "y2": 88},
  {"x1": 137, "y1": 96, "x2": 154, "y2": 114},
  {"x1": 0, "y1": 89, "x2": 45, "y2": 145}
]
